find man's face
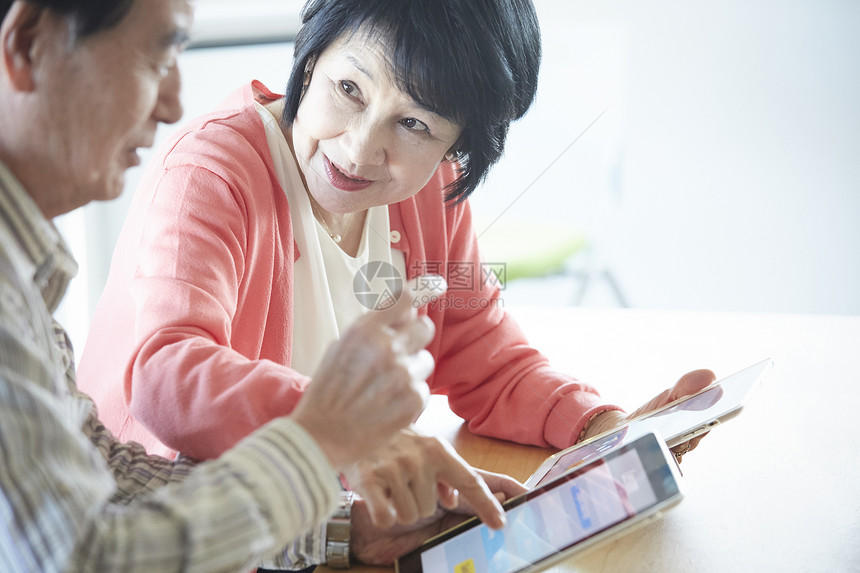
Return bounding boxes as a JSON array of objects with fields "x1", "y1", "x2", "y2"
[{"x1": 35, "y1": 0, "x2": 192, "y2": 217}]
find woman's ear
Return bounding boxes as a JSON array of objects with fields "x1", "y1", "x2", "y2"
[
  {"x1": 445, "y1": 148, "x2": 461, "y2": 162},
  {"x1": 1, "y1": 2, "x2": 47, "y2": 92},
  {"x1": 300, "y1": 54, "x2": 318, "y2": 99},
  {"x1": 303, "y1": 55, "x2": 317, "y2": 84}
]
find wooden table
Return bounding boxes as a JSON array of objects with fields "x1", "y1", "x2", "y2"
[{"x1": 320, "y1": 307, "x2": 860, "y2": 572}]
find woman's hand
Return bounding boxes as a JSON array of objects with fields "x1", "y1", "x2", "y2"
[
  {"x1": 349, "y1": 496, "x2": 462, "y2": 566},
  {"x1": 343, "y1": 428, "x2": 526, "y2": 530},
  {"x1": 292, "y1": 277, "x2": 445, "y2": 470},
  {"x1": 582, "y1": 369, "x2": 717, "y2": 461}
]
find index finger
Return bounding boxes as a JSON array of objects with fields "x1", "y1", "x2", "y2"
[{"x1": 437, "y1": 462, "x2": 507, "y2": 530}]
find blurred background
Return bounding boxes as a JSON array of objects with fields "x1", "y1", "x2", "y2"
[{"x1": 55, "y1": 0, "x2": 860, "y2": 359}]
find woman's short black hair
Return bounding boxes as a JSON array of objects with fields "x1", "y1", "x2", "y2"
[
  {"x1": 282, "y1": 0, "x2": 542, "y2": 203},
  {"x1": 1, "y1": 0, "x2": 134, "y2": 40}
]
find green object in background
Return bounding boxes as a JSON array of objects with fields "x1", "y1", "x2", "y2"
[{"x1": 474, "y1": 218, "x2": 587, "y2": 283}]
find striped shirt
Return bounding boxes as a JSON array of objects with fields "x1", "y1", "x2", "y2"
[{"x1": 0, "y1": 161, "x2": 337, "y2": 572}]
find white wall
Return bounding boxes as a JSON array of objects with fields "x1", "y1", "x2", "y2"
[
  {"x1": 620, "y1": 0, "x2": 860, "y2": 314},
  {"x1": 475, "y1": 0, "x2": 860, "y2": 314}
]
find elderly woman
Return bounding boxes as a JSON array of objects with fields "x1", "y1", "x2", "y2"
[{"x1": 79, "y1": 0, "x2": 712, "y2": 558}]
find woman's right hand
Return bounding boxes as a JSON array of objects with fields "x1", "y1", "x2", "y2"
[{"x1": 292, "y1": 276, "x2": 445, "y2": 470}]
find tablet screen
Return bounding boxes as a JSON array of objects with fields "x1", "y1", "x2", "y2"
[{"x1": 396, "y1": 431, "x2": 681, "y2": 573}]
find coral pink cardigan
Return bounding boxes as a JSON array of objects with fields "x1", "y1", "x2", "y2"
[{"x1": 77, "y1": 82, "x2": 617, "y2": 460}]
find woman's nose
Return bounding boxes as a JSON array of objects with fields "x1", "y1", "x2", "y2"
[{"x1": 344, "y1": 118, "x2": 386, "y2": 167}]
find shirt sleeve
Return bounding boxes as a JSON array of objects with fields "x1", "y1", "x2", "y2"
[
  {"x1": 81, "y1": 387, "x2": 329, "y2": 571},
  {"x1": 1, "y1": 320, "x2": 337, "y2": 572}
]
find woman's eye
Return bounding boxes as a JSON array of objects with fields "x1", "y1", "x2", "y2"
[
  {"x1": 340, "y1": 80, "x2": 357, "y2": 96},
  {"x1": 401, "y1": 117, "x2": 430, "y2": 132}
]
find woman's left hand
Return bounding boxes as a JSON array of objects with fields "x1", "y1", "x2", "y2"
[{"x1": 581, "y1": 369, "x2": 717, "y2": 462}]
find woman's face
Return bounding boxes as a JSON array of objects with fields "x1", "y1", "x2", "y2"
[{"x1": 290, "y1": 30, "x2": 463, "y2": 214}]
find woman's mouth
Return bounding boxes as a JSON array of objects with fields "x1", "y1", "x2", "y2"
[{"x1": 323, "y1": 156, "x2": 373, "y2": 192}]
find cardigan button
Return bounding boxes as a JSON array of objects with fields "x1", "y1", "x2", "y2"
[{"x1": 390, "y1": 230, "x2": 401, "y2": 244}]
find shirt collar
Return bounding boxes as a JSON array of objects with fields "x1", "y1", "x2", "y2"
[{"x1": 0, "y1": 160, "x2": 78, "y2": 312}]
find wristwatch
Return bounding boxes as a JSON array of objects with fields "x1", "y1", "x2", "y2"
[{"x1": 325, "y1": 490, "x2": 354, "y2": 568}]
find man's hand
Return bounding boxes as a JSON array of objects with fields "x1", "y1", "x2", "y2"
[
  {"x1": 582, "y1": 369, "x2": 717, "y2": 460},
  {"x1": 349, "y1": 467, "x2": 527, "y2": 566},
  {"x1": 292, "y1": 277, "x2": 445, "y2": 469},
  {"x1": 343, "y1": 428, "x2": 526, "y2": 530}
]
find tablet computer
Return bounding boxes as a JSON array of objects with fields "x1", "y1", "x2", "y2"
[
  {"x1": 395, "y1": 430, "x2": 683, "y2": 573},
  {"x1": 525, "y1": 358, "x2": 773, "y2": 488}
]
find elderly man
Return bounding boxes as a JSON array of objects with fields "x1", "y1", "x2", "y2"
[{"x1": 0, "y1": 1, "x2": 514, "y2": 570}]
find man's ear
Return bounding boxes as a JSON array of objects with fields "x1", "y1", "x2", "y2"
[{"x1": 1, "y1": 3, "x2": 49, "y2": 92}]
